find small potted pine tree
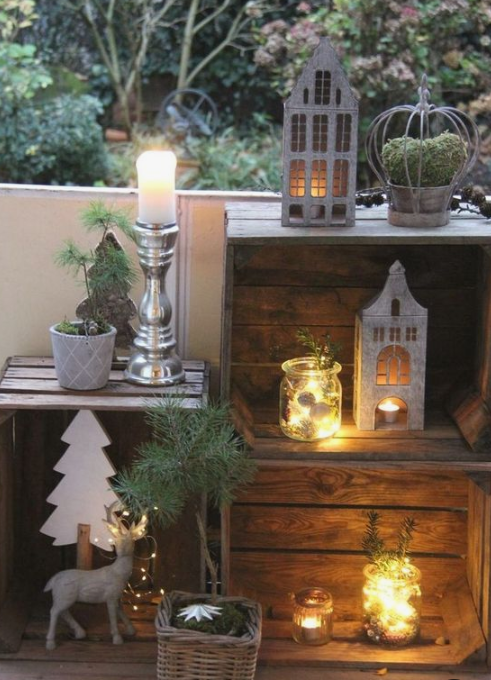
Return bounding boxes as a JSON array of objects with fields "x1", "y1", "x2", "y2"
[
  {"x1": 50, "y1": 201, "x2": 137, "y2": 390},
  {"x1": 113, "y1": 398, "x2": 261, "y2": 680},
  {"x1": 361, "y1": 510, "x2": 421, "y2": 647}
]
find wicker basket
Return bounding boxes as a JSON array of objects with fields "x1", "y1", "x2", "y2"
[{"x1": 156, "y1": 591, "x2": 262, "y2": 680}]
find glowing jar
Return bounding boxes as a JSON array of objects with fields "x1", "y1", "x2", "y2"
[
  {"x1": 292, "y1": 587, "x2": 333, "y2": 645},
  {"x1": 280, "y1": 359, "x2": 342, "y2": 441},
  {"x1": 362, "y1": 562, "x2": 422, "y2": 646}
]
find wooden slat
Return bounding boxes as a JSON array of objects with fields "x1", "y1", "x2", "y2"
[
  {"x1": 467, "y1": 476, "x2": 491, "y2": 663},
  {"x1": 255, "y1": 418, "x2": 463, "y2": 440},
  {"x1": 3, "y1": 367, "x2": 204, "y2": 383},
  {"x1": 231, "y1": 325, "x2": 475, "y2": 368},
  {"x1": 440, "y1": 575, "x2": 486, "y2": 663},
  {"x1": 233, "y1": 244, "x2": 478, "y2": 289},
  {"x1": 230, "y1": 553, "x2": 464, "y2": 612},
  {"x1": 231, "y1": 506, "x2": 467, "y2": 555},
  {"x1": 232, "y1": 286, "x2": 476, "y2": 328},
  {"x1": 262, "y1": 618, "x2": 444, "y2": 641},
  {"x1": 7, "y1": 357, "x2": 205, "y2": 370},
  {"x1": 226, "y1": 201, "x2": 491, "y2": 245},
  {"x1": 0, "y1": 394, "x2": 203, "y2": 411},
  {"x1": 0, "y1": 416, "x2": 13, "y2": 607},
  {"x1": 248, "y1": 435, "x2": 481, "y2": 465},
  {"x1": 238, "y1": 468, "x2": 469, "y2": 507},
  {"x1": 0, "y1": 580, "x2": 39, "y2": 653},
  {"x1": 257, "y1": 635, "x2": 460, "y2": 667},
  {"x1": 0, "y1": 378, "x2": 204, "y2": 397}
]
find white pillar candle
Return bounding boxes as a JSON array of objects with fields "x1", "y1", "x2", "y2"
[{"x1": 137, "y1": 150, "x2": 177, "y2": 224}]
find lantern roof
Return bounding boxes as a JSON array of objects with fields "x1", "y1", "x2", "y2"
[
  {"x1": 359, "y1": 260, "x2": 428, "y2": 318},
  {"x1": 284, "y1": 37, "x2": 358, "y2": 111}
]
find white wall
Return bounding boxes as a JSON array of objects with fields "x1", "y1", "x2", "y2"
[{"x1": 0, "y1": 185, "x2": 275, "y2": 394}]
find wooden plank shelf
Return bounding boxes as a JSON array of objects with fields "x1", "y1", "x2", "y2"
[
  {"x1": 226, "y1": 200, "x2": 491, "y2": 245},
  {"x1": 0, "y1": 356, "x2": 209, "y2": 411}
]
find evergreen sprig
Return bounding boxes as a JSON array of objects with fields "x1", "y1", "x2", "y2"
[
  {"x1": 362, "y1": 510, "x2": 417, "y2": 574},
  {"x1": 81, "y1": 201, "x2": 134, "y2": 240},
  {"x1": 55, "y1": 200, "x2": 138, "y2": 335},
  {"x1": 113, "y1": 398, "x2": 257, "y2": 602},
  {"x1": 297, "y1": 327, "x2": 341, "y2": 371},
  {"x1": 113, "y1": 398, "x2": 257, "y2": 528}
]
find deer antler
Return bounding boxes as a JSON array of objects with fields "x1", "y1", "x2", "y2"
[
  {"x1": 130, "y1": 513, "x2": 148, "y2": 540},
  {"x1": 103, "y1": 501, "x2": 128, "y2": 536}
]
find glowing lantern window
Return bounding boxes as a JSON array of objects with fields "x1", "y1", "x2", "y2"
[
  {"x1": 311, "y1": 160, "x2": 327, "y2": 197},
  {"x1": 289, "y1": 160, "x2": 306, "y2": 197}
]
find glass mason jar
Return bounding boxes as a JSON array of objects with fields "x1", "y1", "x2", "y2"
[
  {"x1": 362, "y1": 562, "x2": 422, "y2": 647},
  {"x1": 280, "y1": 358, "x2": 342, "y2": 441},
  {"x1": 292, "y1": 587, "x2": 333, "y2": 646}
]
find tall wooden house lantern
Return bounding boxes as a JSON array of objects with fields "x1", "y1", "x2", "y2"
[
  {"x1": 353, "y1": 261, "x2": 428, "y2": 430},
  {"x1": 282, "y1": 38, "x2": 358, "y2": 227}
]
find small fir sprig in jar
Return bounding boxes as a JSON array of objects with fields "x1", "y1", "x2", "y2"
[
  {"x1": 362, "y1": 510, "x2": 421, "y2": 647},
  {"x1": 280, "y1": 328, "x2": 342, "y2": 442}
]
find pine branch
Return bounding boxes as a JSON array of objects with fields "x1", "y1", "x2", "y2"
[{"x1": 296, "y1": 327, "x2": 340, "y2": 371}]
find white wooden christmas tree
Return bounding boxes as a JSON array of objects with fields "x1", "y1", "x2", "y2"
[
  {"x1": 40, "y1": 410, "x2": 120, "y2": 551},
  {"x1": 353, "y1": 261, "x2": 428, "y2": 430}
]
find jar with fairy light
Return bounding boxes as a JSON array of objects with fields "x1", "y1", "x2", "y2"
[
  {"x1": 280, "y1": 328, "x2": 342, "y2": 442},
  {"x1": 361, "y1": 511, "x2": 421, "y2": 647}
]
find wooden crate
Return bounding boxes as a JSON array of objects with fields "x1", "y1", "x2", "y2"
[
  {"x1": 0, "y1": 356, "x2": 210, "y2": 654},
  {"x1": 220, "y1": 199, "x2": 491, "y2": 670}
]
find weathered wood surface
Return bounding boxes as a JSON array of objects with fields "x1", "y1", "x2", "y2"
[
  {"x1": 467, "y1": 477, "x2": 491, "y2": 664},
  {"x1": 232, "y1": 244, "x2": 478, "y2": 288},
  {"x1": 226, "y1": 200, "x2": 491, "y2": 244},
  {"x1": 231, "y1": 506, "x2": 467, "y2": 555},
  {"x1": 230, "y1": 553, "x2": 464, "y2": 608},
  {"x1": 0, "y1": 357, "x2": 209, "y2": 411},
  {"x1": 244, "y1": 434, "x2": 491, "y2": 467},
  {"x1": 0, "y1": 580, "x2": 39, "y2": 653},
  {"x1": 0, "y1": 416, "x2": 13, "y2": 608},
  {"x1": 236, "y1": 467, "x2": 468, "y2": 506},
  {"x1": 440, "y1": 575, "x2": 486, "y2": 664}
]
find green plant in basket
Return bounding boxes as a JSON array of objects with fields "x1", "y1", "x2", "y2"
[{"x1": 113, "y1": 397, "x2": 257, "y2": 630}]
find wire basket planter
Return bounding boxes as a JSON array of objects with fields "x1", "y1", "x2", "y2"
[
  {"x1": 156, "y1": 591, "x2": 262, "y2": 680},
  {"x1": 366, "y1": 74, "x2": 480, "y2": 228}
]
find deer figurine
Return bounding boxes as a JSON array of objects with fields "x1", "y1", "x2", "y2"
[{"x1": 45, "y1": 502, "x2": 148, "y2": 650}]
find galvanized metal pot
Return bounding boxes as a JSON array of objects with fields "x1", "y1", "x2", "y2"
[
  {"x1": 388, "y1": 183, "x2": 451, "y2": 228},
  {"x1": 50, "y1": 324, "x2": 116, "y2": 390}
]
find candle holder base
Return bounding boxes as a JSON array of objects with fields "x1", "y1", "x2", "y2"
[{"x1": 124, "y1": 353, "x2": 185, "y2": 386}]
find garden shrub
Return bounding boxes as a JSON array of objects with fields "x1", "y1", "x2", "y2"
[{"x1": 0, "y1": 94, "x2": 108, "y2": 185}]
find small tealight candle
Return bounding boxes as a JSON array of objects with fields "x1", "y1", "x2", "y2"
[
  {"x1": 378, "y1": 399, "x2": 400, "y2": 424},
  {"x1": 292, "y1": 588, "x2": 333, "y2": 646},
  {"x1": 137, "y1": 150, "x2": 177, "y2": 224}
]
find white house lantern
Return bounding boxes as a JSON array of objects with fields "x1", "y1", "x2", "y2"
[
  {"x1": 281, "y1": 37, "x2": 358, "y2": 227},
  {"x1": 353, "y1": 261, "x2": 428, "y2": 430}
]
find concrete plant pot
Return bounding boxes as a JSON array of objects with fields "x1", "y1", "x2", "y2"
[{"x1": 50, "y1": 323, "x2": 117, "y2": 390}]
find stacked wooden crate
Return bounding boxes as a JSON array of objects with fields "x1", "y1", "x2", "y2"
[{"x1": 220, "y1": 199, "x2": 491, "y2": 670}]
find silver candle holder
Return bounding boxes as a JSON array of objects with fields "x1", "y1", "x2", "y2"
[{"x1": 124, "y1": 218, "x2": 185, "y2": 386}]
